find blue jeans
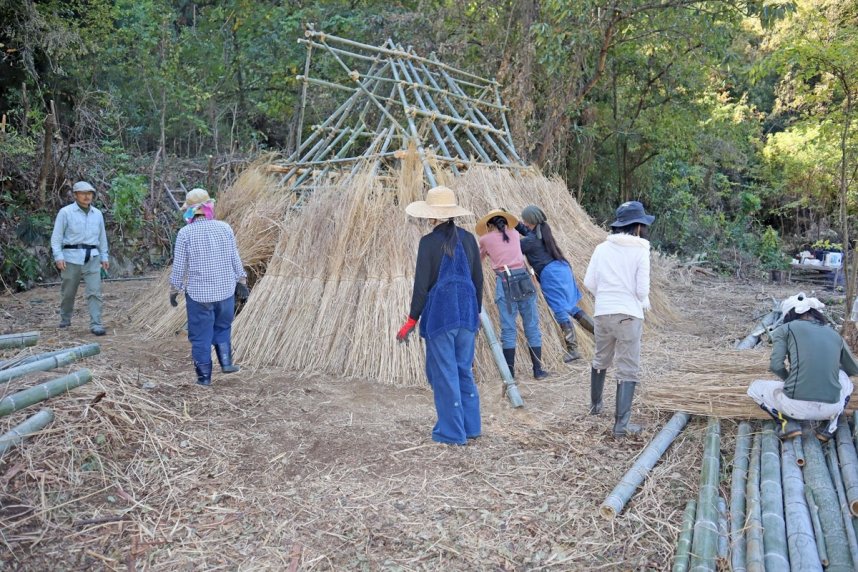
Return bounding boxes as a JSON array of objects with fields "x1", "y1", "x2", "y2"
[
  {"x1": 425, "y1": 328, "x2": 481, "y2": 444},
  {"x1": 186, "y1": 295, "x2": 235, "y2": 365},
  {"x1": 495, "y1": 275, "x2": 542, "y2": 349},
  {"x1": 539, "y1": 260, "x2": 582, "y2": 326}
]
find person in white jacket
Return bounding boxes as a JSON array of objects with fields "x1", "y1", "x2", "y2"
[{"x1": 583, "y1": 201, "x2": 654, "y2": 438}]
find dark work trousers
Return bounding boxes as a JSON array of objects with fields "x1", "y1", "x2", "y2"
[
  {"x1": 425, "y1": 327, "x2": 481, "y2": 445},
  {"x1": 185, "y1": 294, "x2": 235, "y2": 365}
]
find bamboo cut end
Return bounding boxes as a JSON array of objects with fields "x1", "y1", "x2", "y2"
[
  {"x1": 599, "y1": 504, "x2": 617, "y2": 520},
  {"x1": 851, "y1": 501, "x2": 858, "y2": 517}
]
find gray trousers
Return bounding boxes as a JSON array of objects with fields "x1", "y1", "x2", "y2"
[
  {"x1": 59, "y1": 258, "x2": 103, "y2": 326},
  {"x1": 592, "y1": 313, "x2": 643, "y2": 383}
]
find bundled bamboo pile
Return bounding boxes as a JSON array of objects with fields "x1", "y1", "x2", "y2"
[
  {"x1": 130, "y1": 161, "x2": 295, "y2": 338},
  {"x1": 224, "y1": 165, "x2": 674, "y2": 386}
]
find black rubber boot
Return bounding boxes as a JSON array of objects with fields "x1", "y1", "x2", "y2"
[
  {"x1": 758, "y1": 403, "x2": 802, "y2": 440},
  {"x1": 194, "y1": 361, "x2": 213, "y2": 386},
  {"x1": 502, "y1": 348, "x2": 515, "y2": 379},
  {"x1": 574, "y1": 310, "x2": 595, "y2": 335},
  {"x1": 590, "y1": 368, "x2": 606, "y2": 415},
  {"x1": 528, "y1": 346, "x2": 550, "y2": 379},
  {"x1": 560, "y1": 322, "x2": 581, "y2": 362},
  {"x1": 613, "y1": 382, "x2": 642, "y2": 437},
  {"x1": 214, "y1": 342, "x2": 240, "y2": 373}
]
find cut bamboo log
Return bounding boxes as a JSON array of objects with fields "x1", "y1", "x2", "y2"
[
  {"x1": 600, "y1": 412, "x2": 691, "y2": 519},
  {"x1": 479, "y1": 310, "x2": 523, "y2": 408},
  {"x1": 835, "y1": 419, "x2": 858, "y2": 516},
  {"x1": 690, "y1": 417, "x2": 720, "y2": 572},
  {"x1": 0, "y1": 408, "x2": 54, "y2": 459},
  {"x1": 717, "y1": 496, "x2": 728, "y2": 563},
  {"x1": 793, "y1": 434, "x2": 805, "y2": 466},
  {"x1": 0, "y1": 343, "x2": 100, "y2": 371},
  {"x1": 805, "y1": 488, "x2": 829, "y2": 567},
  {"x1": 0, "y1": 369, "x2": 91, "y2": 417},
  {"x1": 730, "y1": 422, "x2": 752, "y2": 572},
  {"x1": 744, "y1": 432, "x2": 764, "y2": 572},
  {"x1": 760, "y1": 424, "x2": 789, "y2": 570},
  {"x1": 802, "y1": 430, "x2": 853, "y2": 571},
  {"x1": 825, "y1": 439, "x2": 858, "y2": 567},
  {"x1": 0, "y1": 344, "x2": 101, "y2": 385},
  {"x1": 0, "y1": 331, "x2": 39, "y2": 350},
  {"x1": 673, "y1": 499, "x2": 697, "y2": 572},
  {"x1": 781, "y1": 436, "x2": 824, "y2": 571}
]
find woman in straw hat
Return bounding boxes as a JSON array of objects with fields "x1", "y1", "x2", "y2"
[
  {"x1": 476, "y1": 209, "x2": 550, "y2": 380},
  {"x1": 515, "y1": 205, "x2": 594, "y2": 363},
  {"x1": 584, "y1": 200, "x2": 654, "y2": 438},
  {"x1": 169, "y1": 188, "x2": 250, "y2": 386},
  {"x1": 747, "y1": 292, "x2": 858, "y2": 442},
  {"x1": 396, "y1": 186, "x2": 484, "y2": 445}
]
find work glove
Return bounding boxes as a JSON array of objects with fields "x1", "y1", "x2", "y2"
[
  {"x1": 396, "y1": 317, "x2": 418, "y2": 344},
  {"x1": 235, "y1": 282, "x2": 250, "y2": 301},
  {"x1": 169, "y1": 292, "x2": 179, "y2": 307}
]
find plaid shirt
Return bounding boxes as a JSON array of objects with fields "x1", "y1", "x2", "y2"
[{"x1": 169, "y1": 220, "x2": 247, "y2": 303}]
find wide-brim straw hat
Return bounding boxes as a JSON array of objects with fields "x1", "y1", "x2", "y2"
[
  {"x1": 405, "y1": 186, "x2": 472, "y2": 220},
  {"x1": 182, "y1": 188, "x2": 212, "y2": 209},
  {"x1": 475, "y1": 209, "x2": 519, "y2": 237}
]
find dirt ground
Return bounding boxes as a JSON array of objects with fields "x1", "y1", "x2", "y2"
[{"x1": 0, "y1": 271, "x2": 844, "y2": 570}]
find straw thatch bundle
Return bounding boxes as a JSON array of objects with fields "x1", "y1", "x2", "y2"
[
  {"x1": 229, "y1": 164, "x2": 674, "y2": 386},
  {"x1": 130, "y1": 161, "x2": 293, "y2": 338}
]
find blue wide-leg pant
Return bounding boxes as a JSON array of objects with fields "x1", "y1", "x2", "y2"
[
  {"x1": 425, "y1": 328, "x2": 481, "y2": 444},
  {"x1": 538, "y1": 260, "x2": 582, "y2": 327},
  {"x1": 186, "y1": 294, "x2": 235, "y2": 365}
]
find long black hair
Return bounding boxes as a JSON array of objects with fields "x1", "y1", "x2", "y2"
[
  {"x1": 539, "y1": 222, "x2": 567, "y2": 262},
  {"x1": 489, "y1": 215, "x2": 510, "y2": 242},
  {"x1": 612, "y1": 222, "x2": 649, "y2": 239},
  {"x1": 437, "y1": 219, "x2": 458, "y2": 257},
  {"x1": 783, "y1": 308, "x2": 827, "y2": 325}
]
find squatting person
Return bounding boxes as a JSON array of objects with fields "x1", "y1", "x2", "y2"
[
  {"x1": 169, "y1": 188, "x2": 249, "y2": 386},
  {"x1": 584, "y1": 201, "x2": 654, "y2": 438},
  {"x1": 747, "y1": 292, "x2": 858, "y2": 441},
  {"x1": 50, "y1": 181, "x2": 110, "y2": 336},
  {"x1": 397, "y1": 186, "x2": 484, "y2": 445}
]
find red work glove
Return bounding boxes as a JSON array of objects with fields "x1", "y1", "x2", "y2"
[{"x1": 396, "y1": 317, "x2": 418, "y2": 343}]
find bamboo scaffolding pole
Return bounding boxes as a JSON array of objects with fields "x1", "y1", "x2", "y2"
[
  {"x1": 267, "y1": 152, "x2": 399, "y2": 171},
  {"x1": 0, "y1": 343, "x2": 99, "y2": 371},
  {"x1": 730, "y1": 421, "x2": 752, "y2": 572},
  {"x1": 793, "y1": 435, "x2": 805, "y2": 466},
  {"x1": 303, "y1": 29, "x2": 496, "y2": 87},
  {"x1": 308, "y1": 125, "x2": 377, "y2": 137},
  {"x1": 0, "y1": 344, "x2": 101, "y2": 385},
  {"x1": 717, "y1": 496, "x2": 728, "y2": 563},
  {"x1": 760, "y1": 424, "x2": 789, "y2": 570},
  {"x1": 494, "y1": 84, "x2": 518, "y2": 155},
  {"x1": 781, "y1": 436, "x2": 824, "y2": 571},
  {"x1": 479, "y1": 310, "x2": 523, "y2": 408},
  {"x1": 672, "y1": 500, "x2": 697, "y2": 572},
  {"x1": 835, "y1": 419, "x2": 858, "y2": 515},
  {"x1": 802, "y1": 430, "x2": 853, "y2": 571},
  {"x1": 825, "y1": 439, "x2": 858, "y2": 567},
  {"x1": 296, "y1": 38, "x2": 314, "y2": 150},
  {"x1": 690, "y1": 417, "x2": 721, "y2": 572},
  {"x1": 744, "y1": 432, "x2": 764, "y2": 572},
  {"x1": 389, "y1": 56, "x2": 437, "y2": 187},
  {"x1": 0, "y1": 369, "x2": 91, "y2": 417},
  {"x1": 601, "y1": 412, "x2": 691, "y2": 519},
  {"x1": 0, "y1": 408, "x2": 54, "y2": 459},
  {"x1": 0, "y1": 331, "x2": 39, "y2": 350},
  {"x1": 370, "y1": 127, "x2": 396, "y2": 179},
  {"x1": 805, "y1": 488, "x2": 830, "y2": 567}
]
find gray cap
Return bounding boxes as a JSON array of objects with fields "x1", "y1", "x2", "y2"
[{"x1": 72, "y1": 181, "x2": 96, "y2": 194}]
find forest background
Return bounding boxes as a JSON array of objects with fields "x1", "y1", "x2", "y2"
[{"x1": 0, "y1": 0, "x2": 856, "y2": 301}]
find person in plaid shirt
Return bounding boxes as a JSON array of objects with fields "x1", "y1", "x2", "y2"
[{"x1": 169, "y1": 188, "x2": 249, "y2": 386}]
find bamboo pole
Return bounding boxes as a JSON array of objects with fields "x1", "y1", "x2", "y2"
[
  {"x1": 805, "y1": 488, "x2": 830, "y2": 567},
  {"x1": 825, "y1": 439, "x2": 858, "y2": 567},
  {"x1": 802, "y1": 430, "x2": 853, "y2": 571},
  {"x1": 494, "y1": 84, "x2": 518, "y2": 156},
  {"x1": 672, "y1": 500, "x2": 697, "y2": 572},
  {"x1": 600, "y1": 412, "x2": 691, "y2": 519},
  {"x1": 760, "y1": 424, "x2": 789, "y2": 570},
  {"x1": 781, "y1": 435, "x2": 824, "y2": 571},
  {"x1": 730, "y1": 422, "x2": 752, "y2": 572},
  {"x1": 0, "y1": 343, "x2": 99, "y2": 371},
  {"x1": 835, "y1": 419, "x2": 858, "y2": 516},
  {"x1": 690, "y1": 417, "x2": 720, "y2": 572},
  {"x1": 0, "y1": 332, "x2": 39, "y2": 350},
  {"x1": 0, "y1": 408, "x2": 54, "y2": 459},
  {"x1": 744, "y1": 432, "x2": 764, "y2": 572},
  {"x1": 717, "y1": 496, "x2": 728, "y2": 564},
  {"x1": 389, "y1": 55, "x2": 437, "y2": 187},
  {"x1": 0, "y1": 369, "x2": 91, "y2": 417},
  {"x1": 793, "y1": 435, "x2": 805, "y2": 466},
  {"x1": 0, "y1": 344, "x2": 101, "y2": 385},
  {"x1": 296, "y1": 37, "x2": 313, "y2": 150},
  {"x1": 479, "y1": 310, "x2": 523, "y2": 408}
]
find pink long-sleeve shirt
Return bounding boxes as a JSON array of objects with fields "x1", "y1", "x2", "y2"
[{"x1": 479, "y1": 229, "x2": 527, "y2": 272}]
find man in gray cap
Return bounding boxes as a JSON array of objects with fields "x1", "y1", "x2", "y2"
[{"x1": 50, "y1": 181, "x2": 110, "y2": 335}]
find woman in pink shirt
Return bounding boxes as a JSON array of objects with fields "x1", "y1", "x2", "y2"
[{"x1": 476, "y1": 209, "x2": 549, "y2": 379}]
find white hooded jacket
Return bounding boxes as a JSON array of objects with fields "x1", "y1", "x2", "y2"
[{"x1": 583, "y1": 233, "x2": 651, "y2": 319}]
